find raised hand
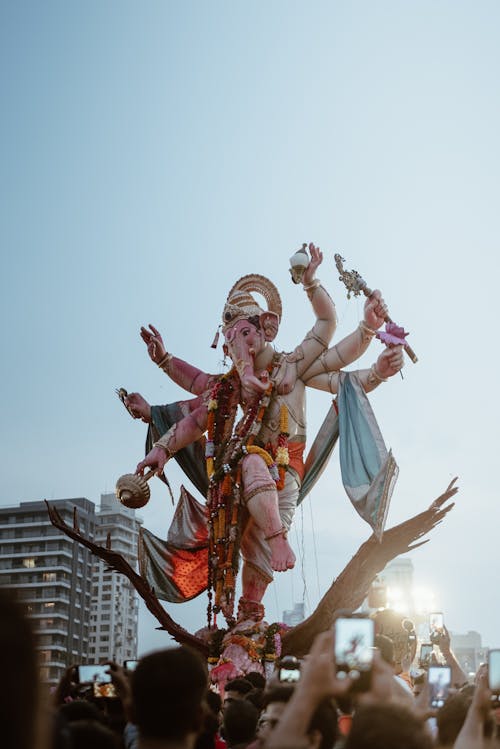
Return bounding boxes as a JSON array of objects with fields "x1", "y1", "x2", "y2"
[
  {"x1": 302, "y1": 242, "x2": 324, "y2": 287},
  {"x1": 364, "y1": 290, "x2": 389, "y2": 330},
  {"x1": 123, "y1": 392, "x2": 152, "y2": 423},
  {"x1": 140, "y1": 324, "x2": 167, "y2": 364}
]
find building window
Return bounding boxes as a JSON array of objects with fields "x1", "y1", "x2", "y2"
[
  {"x1": 23, "y1": 557, "x2": 36, "y2": 568},
  {"x1": 43, "y1": 572, "x2": 57, "y2": 582},
  {"x1": 43, "y1": 602, "x2": 55, "y2": 610}
]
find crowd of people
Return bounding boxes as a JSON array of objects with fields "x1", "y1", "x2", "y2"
[{"x1": 2, "y1": 586, "x2": 499, "y2": 749}]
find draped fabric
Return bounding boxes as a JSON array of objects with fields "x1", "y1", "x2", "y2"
[
  {"x1": 137, "y1": 377, "x2": 397, "y2": 603},
  {"x1": 337, "y1": 371, "x2": 398, "y2": 540},
  {"x1": 147, "y1": 403, "x2": 208, "y2": 498},
  {"x1": 138, "y1": 485, "x2": 208, "y2": 602}
]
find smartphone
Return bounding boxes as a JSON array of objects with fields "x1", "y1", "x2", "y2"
[
  {"x1": 334, "y1": 615, "x2": 374, "y2": 692},
  {"x1": 419, "y1": 643, "x2": 433, "y2": 669},
  {"x1": 278, "y1": 655, "x2": 300, "y2": 683},
  {"x1": 429, "y1": 612, "x2": 444, "y2": 641},
  {"x1": 124, "y1": 660, "x2": 139, "y2": 672},
  {"x1": 77, "y1": 664, "x2": 117, "y2": 698},
  {"x1": 428, "y1": 665, "x2": 451, "y2": 708},
  {"x1": 488, "y1": 649, "x2": 500, "y2": 695}
]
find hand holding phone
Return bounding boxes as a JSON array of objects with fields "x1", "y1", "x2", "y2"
[
  {"x1": 278, "y1": 655, "x2": 301, "y2": 683},
  {"x1": 419, "y1": 643, "x2": 433, "y2": 670},
  {"x1": 334, "y1": 615, "x2": 374, "y2": 692},
  {"x1": 488, "y1": 649, "x2": 500, "y2": 699},
  {"x1": 77, "y1": 664, "x2": 117, "y2": 699},
  {"x1": 428, "y1": 665, "x2": 451, "y2": 708},
  {"x1": 429, "y1": 612, "x2": 445, "y2": 644}
]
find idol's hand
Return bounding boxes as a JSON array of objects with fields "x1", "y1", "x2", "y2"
[
  {"x1": 375, "y1": 345, "x2": 404, "y2": 379},
  {"x1": 124, "y1": 392, "x2": 152, "y2": 423},
  {"x1": 364, "y1": 290, "x2": 389, "y2": 330},
  {"x1": 302, "y1": 242, "x2": 323, "y2": 286},
  {"x1": 140, "y1": 324, "x2": 167, "y2": 364},
  {"x1": 136, "y1": 446, "x2": 168, "y2": 476}
]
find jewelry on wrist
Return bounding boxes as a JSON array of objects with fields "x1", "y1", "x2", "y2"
[
  {"x1": 359, "y1": 320, "x2": 376, "y2": 339},
  {"x1": 367, "y1": 364, "x2": 388, "y2": 386},
  {"x1": 303, "y1": 278, "x2": 321, "y2": 291},
  {"x1": 153, "y1": 423, "x2": 177, "y2": 458},
  {"x1": 157, "y1": 352, "x2": 173, "y2": 372},
  {"x1": 153, "y1": 442, "x2": 173, "y2": 459}
]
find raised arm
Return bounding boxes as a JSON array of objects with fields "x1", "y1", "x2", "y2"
[
  {"x1": 301, "y1": 290, "x2": 389, "y2": 381},
  {"x1": 140, "y1": 324, "x2": 214, "y2": 395},
  {"x1": 305, "y1": 345, "x2": 404, "y2": 394},
  {"x1": 292, "y1": 244, "x2": 338, "y2": 378}
]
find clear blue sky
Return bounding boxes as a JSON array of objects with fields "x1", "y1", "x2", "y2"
[{"x1": 1, "y1": 1, "x2": 499, "y2": 653}]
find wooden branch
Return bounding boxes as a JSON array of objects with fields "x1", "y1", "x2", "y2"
[
  {"x1": 281, "y1": 479, "x2": 458, "y2": 656},
  {"x1": 45, "y1": 501, "x2": 208, "y2": 656}
]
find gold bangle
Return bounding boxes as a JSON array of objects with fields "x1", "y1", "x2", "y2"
[
  {"x1": 303, "y1": 278, "x2": 321, "y2": 291},
  {"x1": 359, "y1": 320, "x2": 376, "y2": 339},
  {"x1": 368, "y1": 364, "x2": 388, "y2": 385},
  {"x1": 153, "y1": 442, "x2": 173, "y2": 459},
  {"x1": 157, "y1": 352, "x2": 173, "y2": 372}
]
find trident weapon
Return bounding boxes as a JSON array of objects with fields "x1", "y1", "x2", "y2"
[{"x1": 334, "y1": 254, "x2": 418, "y2": 363}]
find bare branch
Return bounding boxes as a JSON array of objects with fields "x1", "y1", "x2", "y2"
[
  {"x1": 281, "y1": 481, "x2": 457, "y2": 656},
  {"x1": 45, "y1": 501, "x2": 208, "y2": 656}
]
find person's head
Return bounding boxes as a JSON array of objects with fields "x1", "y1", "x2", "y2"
[
  {"x1": 245, "y1": 687, "x2": 264, "y2": 711},
  {"x1": 0, "y1": 588, "x2": 42, "y2": 749},
  {"x1": 257, "y1": 686, "x2": 295, "y2": 742},
  {"x1": 131, "y1": 646, "x2": 207, "y2": 744},
  {"x1": 222, "y1": 699, "x2": 259, "y2": 747},
  {"x1": 259, "y1": 685, "x2": 338, "y2": 749},
  {"x1": 59, "y1": 700, "x2": 105, "y2": 725},
  {"x1": 345, "y1": 704, "x2": 433, "y2": 749},
  {"x1": 223, "y1": 678, "x2": 253, "y2": 708},
  {"x1": 436, "y1": 690, "x2": 494, "y2": 746},
  {"x1": 244, "y1": 671, "x2": 266, "y2": 691},
  {"x1": 374, "y1": 634, "x2": 395, "y2": 667},
  {"x1": 68, "y1": 720, "x2": 118, "y2": 749}
]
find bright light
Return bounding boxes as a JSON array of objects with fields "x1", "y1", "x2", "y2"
[{"x1": 413, "y1": 587, "x2": 437, "y2": 614}]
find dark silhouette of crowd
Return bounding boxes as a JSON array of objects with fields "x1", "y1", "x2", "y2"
[{"x1": 1, "y1": 586, "x2": 499, "y2": 749}]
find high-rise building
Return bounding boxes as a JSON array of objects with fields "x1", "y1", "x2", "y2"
[
  {"x1": 88, "y1": 493, "x2": 142, "y2": 664},
  {"x1": 0, "y1": 498, "x2": 95, "y2": 684}
]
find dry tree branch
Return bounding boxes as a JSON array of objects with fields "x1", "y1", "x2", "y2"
[
  {"x1": 281, "y1": 478, "x2": 458, "y2": 656},
  {"x1": 45, "y1": 501, "x2": 208, "y2": 656}
]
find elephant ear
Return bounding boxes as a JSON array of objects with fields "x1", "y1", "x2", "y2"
[
  {"x1": 222, "y1": 274, "x2": 282, "y2": 334},
  {"x1": 259, "y1": 311, "x2": 280, "y2": 342}
]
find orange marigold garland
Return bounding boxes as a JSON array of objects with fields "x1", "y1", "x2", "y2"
[{"x1": 204, "y1": 359, "x2": 290, "y2": 625}]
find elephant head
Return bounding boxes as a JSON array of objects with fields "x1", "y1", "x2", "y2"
[{"x1": 221, "y1": 274, "x2": 282, "y2": 394}]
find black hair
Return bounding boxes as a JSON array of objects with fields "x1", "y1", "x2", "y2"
[{"x1": 131, "y1": 646, "x2": 207, "y2": 741}]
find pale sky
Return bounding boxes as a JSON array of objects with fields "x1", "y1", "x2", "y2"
[{"x1": 1, "y1": 1, "x2": 499, "y2": 654}]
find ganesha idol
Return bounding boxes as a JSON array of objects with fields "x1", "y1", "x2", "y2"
[{"x1": 122, "y1": 244, "x2": 404, "y2": 628}]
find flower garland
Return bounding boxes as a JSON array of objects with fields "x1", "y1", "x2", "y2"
[{"x1": 204, "y1": 361, "x2": 291, "y2": 625}]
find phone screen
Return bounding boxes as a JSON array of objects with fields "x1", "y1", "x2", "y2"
[
  {"x1": 419, "y1": 643, "x2": 433, "y2": 668},
  {"x1": 429, "y1": 612, "x2": 444, "y2": 637},
  {"x1": 335, "y1": 616, "x2": 374, "y2": 690},
  {"x1": 489, "y1": 650, "x2": 500, "y2": 694},
  {"x1": 77, "y1": 664, "x2": 117, "y2": 698},
  {"x1": 428, "y1": 665, "x2": 451, "y2": 708},
  {"x1": 279, "y1": 667, "x2": 300, "y2": 683}
]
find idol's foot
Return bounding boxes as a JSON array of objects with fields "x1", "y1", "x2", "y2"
[{"x1": 266, "y1": 529, "x2": 296, "y2": 572}]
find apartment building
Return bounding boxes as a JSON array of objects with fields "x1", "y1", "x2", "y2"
[{"x1": 0, "y1": 497, "x2": 95, "y2": 684}]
